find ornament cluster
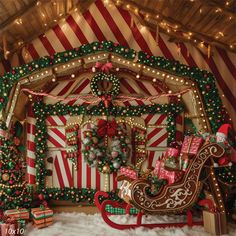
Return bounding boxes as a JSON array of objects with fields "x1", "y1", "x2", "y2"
[{"x1": 82, "y1": 119, "x2": 130, "y2": 173}]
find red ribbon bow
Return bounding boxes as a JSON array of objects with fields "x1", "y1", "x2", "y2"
[
  {"x1": 101, "y1": 95, "x2": 112, "y2": 108},
  {"x1": 97, "y1": 119, "x2": 117, "y2": 137},
  {"x1": 95, "y1": 62, "x2": 113, "y2": 73}
]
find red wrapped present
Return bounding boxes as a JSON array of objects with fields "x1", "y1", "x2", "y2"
[
  {"x1": 4, "y1": 208, "x2": 29, "y2": 220},
  {"x1": 181, "y1": 136, "x2": 204, "y2": 156},
  {"x1": 120, "y1": 166, "x2": 138, "y2": 180},
  {"x1": 166, "y1": 147, "x2": 179, "y2": 157},
  {"x1": 153, "y1": 159, "x2": 164, "y2": 176},
  {"x1": 153, "y1": 160, "x2": 183, "y2": 184},
  {"x1": 0, "y1": 220, "x2": 22, "y2": 236}
]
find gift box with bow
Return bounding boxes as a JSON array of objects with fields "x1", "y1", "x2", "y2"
[
  {"x1": 4, "y1": 208, "x2": 29, "y2": 220},
  {"x1": 153, "y1": 160, "x2": 183, "y2": 184},
  {"x1": 0, "y1": 218, "x2": 25, "y2": 236},
  {"x1": 31, "y1": 206, "x2": 53, "y2": 229},
  {"x1": 166, "y1": 147, "x2": 179, "y2": 157},
  {"x1": 181, "y1": 136, "x2": 204, "y2": 156},
  {"x1": 120, "y1": 166, "x2": 138, "y2": 180}
]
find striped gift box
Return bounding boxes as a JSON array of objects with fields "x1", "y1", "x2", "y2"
[
  {"x1": 33, "y1": 217, "x2": 53, "y2": 225},
  {"x1": 31, "y1": 207, "x2": 53, "y2": 220},
  {"x1": 34, "y1": 221, "x2": 53, "y2": 229},
  {"x1": 4, "y1": 208, "x2": 30, "y2": 220}
]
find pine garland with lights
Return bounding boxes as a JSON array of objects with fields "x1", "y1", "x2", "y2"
[
  {"x1": 0, "y1": 121, "x2": 32, "y2": 210},
  {"x1": 138, "y1": 51, "x2": 230, "y2": 132},
  {"x1": 215, "y1": 165, "x2": 236, "y2": 184},
  {"x1": 0, "y1": 41, "x2": 229, "y2": 134},
  {"x1": 32, "y1": 100, "x2": 183, "y2": 198},
  {"x1": 40, "y1": 187, "x2": 120, "y2": 204}
]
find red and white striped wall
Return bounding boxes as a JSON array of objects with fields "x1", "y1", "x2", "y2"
[
  {"x1": 26, "y1": 77, "x2": 183, "y2": 190},
  {"x1": 4, "y1": 0, "x2": 230, "y2": 125},
  {"x1": 21, "y1": 0, "x2": 235, "y2": 192},
  {"x1": 44, "y1": 117, "x2": 120, "y2": 191}
]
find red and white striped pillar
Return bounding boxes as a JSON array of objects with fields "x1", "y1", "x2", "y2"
[{"x1": 26, "y1": 105, "x2": 36, "y2": 184}]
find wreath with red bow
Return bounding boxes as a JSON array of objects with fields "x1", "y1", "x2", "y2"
[{"x1": 82, "y1": 119, "x2": 130, "y2": 173}]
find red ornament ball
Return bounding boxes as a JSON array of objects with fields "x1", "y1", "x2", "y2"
[{"x1": 38, "y1": 193, "x2": 44, "y2": 200}]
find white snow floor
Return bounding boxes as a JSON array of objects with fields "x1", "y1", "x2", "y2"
[{"x1": 24, "y1": 212, "x2": 236, "y2": 236}]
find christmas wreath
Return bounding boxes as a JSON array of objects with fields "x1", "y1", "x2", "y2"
[
  {"x1": 82, "y1": 119, "x2": 130, "y2": 173},
  {"x1": 90, "y1": 73, "x2": 120, "y2": 97}
]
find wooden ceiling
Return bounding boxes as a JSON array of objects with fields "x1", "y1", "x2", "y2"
[
  {"x1": 0, "y1": 0, "x2": 236, "y2": 59},
  {"x1": 120, "y1": 0, "x2": 236, "y2": 51}
]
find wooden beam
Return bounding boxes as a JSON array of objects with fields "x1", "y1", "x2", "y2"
[
  {"x1": 4, "y1": 0, "x2": 95, "y2": 54},
  {"x1": 0, "y1": 0, "x2": 50, "y2": 33},
  {"x1": 116, "y1": 0, "x2": 236, "y2": 52}
]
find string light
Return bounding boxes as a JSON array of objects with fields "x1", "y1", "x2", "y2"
[
  {"x1": 215, "y1": 8, "x2": 222, "y2": 13},
  {"x1": 15, "y1": 18, "x2": 23, "y2": 25}
]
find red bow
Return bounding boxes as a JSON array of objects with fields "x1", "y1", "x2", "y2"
[
  {"x1": 97, "y1": 119, "x2": 117, "y2": 137},
  {"x1": 95, "y1": 62, "x2": 113, "y2": 73},
  {"x1": 101, "y1": 95, "x2": 112, "y2": 108}
]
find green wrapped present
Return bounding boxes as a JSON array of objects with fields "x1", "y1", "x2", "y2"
[{"x1": 105, "y1": 204, "x2": 138, "y2": 215}]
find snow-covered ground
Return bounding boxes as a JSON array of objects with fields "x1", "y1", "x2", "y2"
[{"x1": 24, "y1": 212, "x2": 236, "y2": 236}]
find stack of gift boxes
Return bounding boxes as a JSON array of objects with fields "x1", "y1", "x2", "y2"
[
  {"x1": 0, "y1": 205, "x2": 54, "y2": 235},
  {"x1": 153, "y1": 136, "x2": 204, "y2": 185},
  {"x1": 0, "y1": 208, "x2": 29, "y2": 236},
  {"x1": 31, "y1": 206, "x2": 53, "y2": 229},
  {"x1": 119, "y1": 136, "x2": 205, "y2": 186}
]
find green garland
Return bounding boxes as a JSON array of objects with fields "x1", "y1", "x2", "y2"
[
  {"x1": 0, "y1": 41, "x2": 229, "y2": 133},
  {"x1": 215, "y1": 165, "x2": 236, "y2": 184},
  {"x1": 40, "y1": 187, "x2": 120, "y2": 204},
  {"x1": 33, "y1": 100, "x2": 183, "y2": 198},
  {"x1": 90, "y1": 73, "x2": 120, "y2": 97},
  {"x1": 138, "y1": 51, "x2": 229, "y2": 132}
]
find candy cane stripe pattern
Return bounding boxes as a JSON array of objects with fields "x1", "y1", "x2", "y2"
[
  {"x1": 143, "y1": 114, "x2": 168, "y2": 148},
  {"x1": 26, "y1": 105, "x2": 36, "y2": 184}
]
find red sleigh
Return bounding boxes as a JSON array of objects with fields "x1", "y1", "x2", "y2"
[{"x1": 95, "y1": 143, "x2": 225, "y2": 229}]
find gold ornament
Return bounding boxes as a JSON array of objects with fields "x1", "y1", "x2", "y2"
[
  {"x1": 2, "y1": 173, "x2": 10, "y2": 181},
  {"x1": 92, "y1": 137, "x2": 98, "y2": 144},
  {"x1": 103, "y1": 164, "x2": 110, "y2": 173}
]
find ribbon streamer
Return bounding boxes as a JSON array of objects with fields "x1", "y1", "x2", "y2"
[
  {"x1": 21, "y1": 88, "x2": 100, "y2": 104},
  {"x1": 21, "y1": 88, "x2": 190, "y2": 103},
  {"x1": 116, "y1": 88, "x2": 191, "y2": 102}
]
